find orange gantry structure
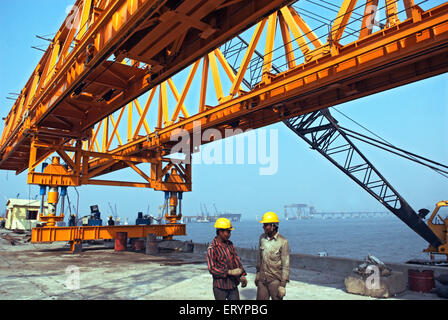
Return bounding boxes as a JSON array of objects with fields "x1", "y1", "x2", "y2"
[{"x1": 1, "y1": 0, "x2": 448, "y2": 249}]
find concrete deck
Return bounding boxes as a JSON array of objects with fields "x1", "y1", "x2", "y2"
[{"x1": 0, "y1": 229, "x2": 445, "y2": 300}]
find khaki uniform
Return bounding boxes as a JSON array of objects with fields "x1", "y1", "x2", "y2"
[{"x1": 256, "y1": 232, "x2": 290, "y2": 300}]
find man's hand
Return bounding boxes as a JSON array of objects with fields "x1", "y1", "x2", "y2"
[
  {"x1": 254, "y1": 272, "x2": 260, "y2": 287},
  {"x1": 228, "y1": 268, "x2": 243, "y2": 276},
  {"x1": 240, "y1": 276, "x2": 247, "y2": 288},
  {"x1": 278, "y1": 286, "x2": 286, "y2": 298}
]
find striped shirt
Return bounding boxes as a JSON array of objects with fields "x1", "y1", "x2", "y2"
[{"x1": 206, "y1": 237, "x2": 246, "y2": 289}]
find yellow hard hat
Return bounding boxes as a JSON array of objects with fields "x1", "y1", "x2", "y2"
[
  {"x1": 259, "y1": 211, "x2": 280, "y2": 224},
  {"x1": 214, "y1": 218, "x2": 234, "y2": 230}
]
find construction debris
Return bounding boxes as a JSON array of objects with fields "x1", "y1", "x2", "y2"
[
  {"x1": 435, "y1": 274, "x2": 448, "y2": 286},
  {"x1": 353, "y1": 255, "x2": 392, "y2": 278},
  {"x1": 158, "y1": 240, "x2": 194, "y2": 253},
  {"x1": 1, "y1": 234, "x2": 18, "y2": 246},
  {"x1": 435, "y1": 286, "x2": 448, "y2": 299},
  {"x1": 1, "y1": 232, "x2": 32, "y2": 246},
  {"x1": 345, "y1": 255, "x2": 406, "y2": 298},
  {"x1": 434, "y1": 274, "x2": 448, "y2": 299}
]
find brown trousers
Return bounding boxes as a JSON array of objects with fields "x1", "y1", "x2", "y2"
[
  {"x1": 213, "y1": 287, "x2": 240, "y2": 300},
  {"x1": 256, "y1": 279, "x2": 283, "y2": 300}
]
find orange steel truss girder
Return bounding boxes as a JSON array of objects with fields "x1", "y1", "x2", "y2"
[
  {"x1": 0, "y1": 0, "x2": 295, "y2": 173},
  {"x1": 80, "y1": 2, "x2": 448, "y2": 181},
  {"x1": 1, "y1": 1, "x2": 448, "y2": 194},
  {"x1": 31, "y1": 224, "x2": 186, "y2": 243},
  {"x1": 26, "y1": 137, "x2": 192, "y2": 191}
]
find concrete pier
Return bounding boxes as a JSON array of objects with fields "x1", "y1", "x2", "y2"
[
  {"x1": 0, "y1": 229, "x2": 445, "y2": 300},
  {"x1": 191, "y1": 243, "x2": 448, "y2": 280}
]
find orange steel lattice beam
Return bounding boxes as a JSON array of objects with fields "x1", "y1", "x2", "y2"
[
  {"x1": 1, "y1": 1, "x2": 448, "y2": 191},
  {"x1": 0, "y1": 0, "x2": 295, "y2": 174},
  {"x1": 31, "y1": 224, "x2": 186, "y2": 243},
  {"x1": 81, "y1": 2, "x2": 448, "y2": 187}
]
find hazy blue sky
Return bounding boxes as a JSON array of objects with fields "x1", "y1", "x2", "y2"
[{"x1": 0, "y1": 1, "x2": 447, "y2": 223}]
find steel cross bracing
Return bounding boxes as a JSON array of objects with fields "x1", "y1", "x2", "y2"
[{"x1": 1, "y1": 0, "x2": 448, "y2": 194}]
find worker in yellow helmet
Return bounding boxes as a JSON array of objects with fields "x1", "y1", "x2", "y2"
[
  {"x1": 255, "y1": 211, "x2": 290, "y2": 300},
  {"x1": 206, "y1": 217, "x2": 247, "y2": 300}
]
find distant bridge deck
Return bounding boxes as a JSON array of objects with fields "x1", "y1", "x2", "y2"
[
  {"x1": 183, "y1": 214, "x2": 241, "y2": 223},
  {"x1": 309, "y1": 212, "x2": 389, "y2": 219}
]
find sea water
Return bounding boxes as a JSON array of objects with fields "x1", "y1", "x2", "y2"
[{"x1": 179, "y1": 216, "x2": 432, "y2": 263}]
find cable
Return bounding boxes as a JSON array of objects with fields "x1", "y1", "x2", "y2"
[
  {"x1": 341, "y1": 126, "x2": 448, "y2": 171},
  {"x1": 343, "y1": 129, "x2": 448, "y2": 174},
  {"x1": 345, "y1": 132, "x2": 448, "y2": 178},
  {"x1": 67, "y1": 189, "x2": 73, "y2": 216},
  {"x1": 332, "y1": 107, "x2": 395, "y2": 147},
  {"x1": 332, "y1": 107, "x2": 448, "y2": 179},
  {"x1": 296, "y1": 9, "x2": 329, "y2": 25},
  {"x1": 245, "y1": 0, "x2": 388, "y2": 77}
]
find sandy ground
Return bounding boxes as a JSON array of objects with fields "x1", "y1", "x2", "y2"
[{"x1": 0, "y1": 229, "x2": 443, "y2": 300}]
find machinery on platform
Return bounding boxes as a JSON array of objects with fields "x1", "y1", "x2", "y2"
[
  {"x1": 35, "y1": 157, "x2": 68, "y2": 227},
  {"x1": 135, "y1": 212, "x2": 152, "y2": 226},
  {"x1": 87, "y1": 205, "x2": 102, "y2": 226},
  {"x1": 422, "y1": 201, "x2": 448, "y2": 256},
  {"x1": 28, "y1": 155, "x2": 186, "y2": 251}
]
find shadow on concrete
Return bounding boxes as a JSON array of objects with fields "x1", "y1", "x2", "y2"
[
  {"x1": 55, "y1": 264, "x2": 201, "y2": 300},
  {"x1": 34, "y1": 246, "x2": 116, "y2": 254},
  {"x1": 240, "y1": 288, "x2": 257, "y2": 300},
  {"x1": 44, "y1": 247, "x2": 70, "y2": 252},
  {"x1": 240, "y1": 259, "x2": 346, "y2": 290}
]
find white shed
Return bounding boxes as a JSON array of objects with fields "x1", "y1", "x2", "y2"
[{"x1": 5, "y1": 199, "x2": 48, "y2": 231}]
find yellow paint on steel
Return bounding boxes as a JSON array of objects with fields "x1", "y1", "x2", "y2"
[
  {"x1": 170, "y1": 62, "x2": 198, "y2": 122},
  {"x1": 289, "y1": 7, "x2": 323, "y2": 49},
  {"x1": 133, "y1": 92, "x2": 154, "y2": 137},
  {"x1": 230, "y1": 19, "x2": 267, "y2": 97},
  {"x1": 360, "y1": 0, "x2": 380, "y2": 39},
  {"x1": 278, "y1": 12, "x2": 296, "y2": 70},
  {"x1": 385, "y1": 0, "x2": 400, "y2": 27},
  {"x1": 280, "y1": 7, "x2": 310, "y2": 56},
  {"x1": 208, "y1": 51, "x2": 224, "y2": 102},
  {"x1": 47, "y1": 191, "x2": 59, "y2": 204},
  {"x1": 331, "y1": 0, "x2": 358, "y2": 45},
  {"x1": 262, "y1": 11, "x2": 278, "y2": 77}
]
